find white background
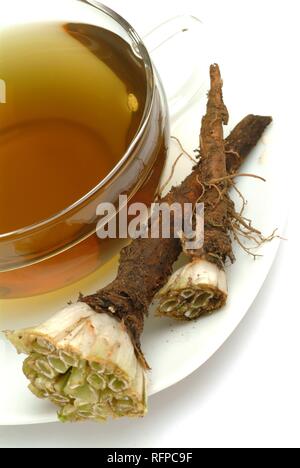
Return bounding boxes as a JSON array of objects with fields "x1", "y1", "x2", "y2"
[{"x1": 0, "y1": 0, "x2": 298, "y2": 448}]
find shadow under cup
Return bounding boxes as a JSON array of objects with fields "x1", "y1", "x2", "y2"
[{"x1": 0, "y1": 6, "x2": 169, "y2": 299}]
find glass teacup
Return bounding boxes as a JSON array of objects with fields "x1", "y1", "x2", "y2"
[{"x1": 0, "y1": 0, "x2": 203, "y2": 298}]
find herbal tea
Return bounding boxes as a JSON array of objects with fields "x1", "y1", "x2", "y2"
[
  {"x1": 0, "y1": 22, "x2": 147, "y2": 234},
  {"x1": 0, "y1": 21, "x2": 168, "y2": 298}
]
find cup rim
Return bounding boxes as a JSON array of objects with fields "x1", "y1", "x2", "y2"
[{"x1": 0, "y1": 0, "x2": 155, "y2": 241}]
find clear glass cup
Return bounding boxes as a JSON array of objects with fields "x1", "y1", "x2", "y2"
[{"x1": 0, "y1": 0, "x2": 204, "y2": 298}]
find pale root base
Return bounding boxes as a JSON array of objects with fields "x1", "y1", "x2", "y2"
[
  {"x1": 5, "y1": 303, "x2": 147, "y2": 422},
  {"x1": 157, "y1": 259, "x2": 228, "y2": 320}
]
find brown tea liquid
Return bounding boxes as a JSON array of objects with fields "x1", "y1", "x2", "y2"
[
  {"x1": 0, "y1": 22, "x2": 147, "y2": 234},
  {"x1": 0, "y1": 22, "x2": 168, "y2": 299}
]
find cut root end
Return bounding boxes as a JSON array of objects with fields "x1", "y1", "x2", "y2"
[
  {"x1": 156, "y1": 260, "x2": 228, "y2": 320},
  {"x1": 5, "y1": 303, "x2": 147, "y2": 422}
]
